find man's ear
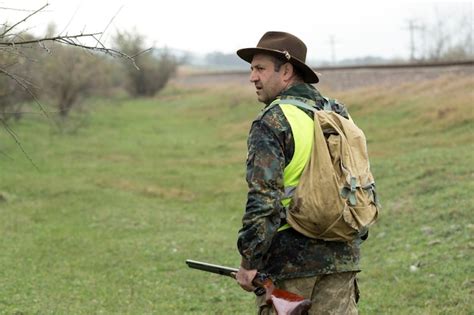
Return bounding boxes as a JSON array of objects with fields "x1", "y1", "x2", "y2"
[{"x1": 282, "y1": 62, "x2": 295, "y2": 81}]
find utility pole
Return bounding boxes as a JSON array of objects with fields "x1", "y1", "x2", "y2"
[
  {"x1": 405, "y1": 19, "x2": 422, "y2": 61},
  {"x1": 418, "y1": 24, "x2": 427, "y2": 60},
  {"x1": 328, "y1": 35, "x2": 336, "y2": 65}
]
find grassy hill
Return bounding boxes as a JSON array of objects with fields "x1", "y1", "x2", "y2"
[{"x1": 0, "y1": 74, "x2": 472, "y2": 314}]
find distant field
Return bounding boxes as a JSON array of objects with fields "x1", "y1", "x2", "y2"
[{"x1": 0, "y1": 73, "x2": 473, "y2": 314}]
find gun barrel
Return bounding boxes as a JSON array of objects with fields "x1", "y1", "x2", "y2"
[
  {"x1": 186, "y1": 259, "x2": 311, "y2": 310},
  {"x1": 186, "y1": 259, "x2": 238, "y2": 278}
]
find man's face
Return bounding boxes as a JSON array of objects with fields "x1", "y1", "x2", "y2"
[{"x1": 249, "y1": 54, "x2": 286, "y2": 105}]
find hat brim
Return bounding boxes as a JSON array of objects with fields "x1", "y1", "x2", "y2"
[{"x1": 237, "y1": 47, "x2": 319, "y2": 84}]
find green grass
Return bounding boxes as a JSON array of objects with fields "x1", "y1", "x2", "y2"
[{"x1": 0, "y1": 77, "x2": 473, "y2": 314}]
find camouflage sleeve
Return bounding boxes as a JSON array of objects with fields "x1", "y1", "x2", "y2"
[{"x1": 237, "y1": 107, "x2": 290, "y2": 270}]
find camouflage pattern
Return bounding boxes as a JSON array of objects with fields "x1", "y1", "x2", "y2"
[
  {"x1": 256, "y1": 272, "x2": 359, "y2": 315},
  {"x1": 237, "y1": 83, "x2": 362, "y2": 281}
]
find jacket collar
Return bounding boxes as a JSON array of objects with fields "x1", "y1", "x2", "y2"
[{"x1": 279, "y1": 83, "x2": 323, "y2": 103}]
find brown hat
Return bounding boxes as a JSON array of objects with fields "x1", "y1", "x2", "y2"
[{"x1": 237, "y1": 31, "x2": 319, "y2": 84}]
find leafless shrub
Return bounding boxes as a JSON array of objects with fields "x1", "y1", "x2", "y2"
[
  {"x1": 38, "y1": 44, "x2": 109, "y2": 118},
  {"x1": 113, "y1": 30, "x2": 177, "y2": 97},
  {"x1": 414, "y1": 7, "x2": 473, "y2": 61},
  {"x1": 0, "y1": 27, "x2": 38, "y2": 121},
  {"x1": 0, "y1": 3, "x2": 144, "y2": 166},
  {"x1": 0, "y1": 4, "x2": 143, "y2": 119}
]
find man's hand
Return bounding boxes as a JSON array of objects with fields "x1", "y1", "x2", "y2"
[{"x1": 233, "y1": 266, "x2": 258, "y2": 292}]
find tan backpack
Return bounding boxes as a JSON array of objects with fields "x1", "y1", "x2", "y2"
[{"x1": 278, "y1": 98, "x2": 379, "y2": 241}]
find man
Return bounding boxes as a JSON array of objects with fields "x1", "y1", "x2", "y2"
[{"x1": 235, "y1": 31, "x2": 361, "y2": 314}]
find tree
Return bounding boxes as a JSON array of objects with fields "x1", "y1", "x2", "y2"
[
  {"x1": 0, "y1": 30, "x2": 37, "y2": 122},
  {"x1": 39, "y1": 43, "x2": 111, "y2": 119},
  {"x1": 0, "y1": 4, "x2": 140, "y2": 116},
  {"x1": 114, "y1": 30, "x2": 177, "y2": 97},
  {"x1": 410, "y1": 7, "x2": 473, "y2": 61},
  {"x1": 0, "y1": 3, "x2": 143, "y2": 166}
]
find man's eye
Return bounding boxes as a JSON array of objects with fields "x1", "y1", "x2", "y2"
[{"x1": 251, "y1": 66, "x2": 264, "y2": 71}]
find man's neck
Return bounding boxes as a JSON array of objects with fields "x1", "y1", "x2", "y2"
[{"x1": 280, "y1": 81, "x2": 304, "y2": 96}]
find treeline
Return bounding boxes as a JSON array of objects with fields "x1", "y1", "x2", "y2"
[{"x1": 0, "y1": 27, "x2": 177, "y2": 124}]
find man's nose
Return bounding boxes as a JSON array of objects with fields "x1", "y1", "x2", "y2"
[{"x1": 249, "y1": 70, "x2": 258, "y2": 83}]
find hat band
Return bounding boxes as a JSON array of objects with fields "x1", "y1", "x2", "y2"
[{"x1": 282, "y1": 50, "x2": 291, "y2": 60}]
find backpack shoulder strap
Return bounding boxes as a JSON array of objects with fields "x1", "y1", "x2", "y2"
[
  {"x1": 256, "y1": 96, "x2": 321, "y2": 122},
  {"x1": 270, "y1": 97, "x2": 320, "y2": 113},
  {"x1": 321, "y1": 97, "x2": 334, "y2": 111}
]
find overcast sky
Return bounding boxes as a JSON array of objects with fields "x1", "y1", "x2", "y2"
[{"x1": 3, "y1": 0, "x2": 473, "y2": 62}]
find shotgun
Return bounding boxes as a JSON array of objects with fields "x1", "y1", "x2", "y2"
[{"x1": 185, "y1": 259, "x2": 312, "y2": 315}]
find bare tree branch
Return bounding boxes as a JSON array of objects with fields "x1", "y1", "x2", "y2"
[
  {"x1": 59, "y1": 5, "x2": 81, "y2": 36},
  {"x1": 0, "y1": 2, "x2": 152, "y2": 169},
  {"x1": 0, "y1": 6, "x2": 49, "y2": 12},
  {"x1": 0, "y1": 3, "x2": 49, "y2": 38},
  {"x1": 0, "y1": 67, "x2": 52, "y2": 122},
  {"x1": 0, "y1": 32, "x2": 101, "y2": 45},
  {"x1": 1, "y1": 32, "x2": 152, "y2": 70},
  {"x1": 3, "y1": 26, "x2": 36, "y2": 40},
  {"x1": 1, "y1": 118, "x2": 39, "y2": 171},
  {"x1": 1, "y1": 110, "x2": 61, "y2": 115},
  {"x1": 96, "y1": 5, "x2": 124, "y2": 46},
  {"x1": 0, "y1": 149, "x2": 14, "y2": 161}
]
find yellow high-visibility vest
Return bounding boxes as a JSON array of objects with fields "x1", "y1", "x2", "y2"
[
  {"x1": 280, "y1": 103, "x2": 314, "y2": 206},
  {"x1": 270, "y1": 99, "x2": 314, "y2": 231}
]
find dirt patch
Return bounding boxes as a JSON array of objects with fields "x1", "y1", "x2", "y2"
[{"x1": 96, "y1": 179, "x2": 196, "y2": 201}]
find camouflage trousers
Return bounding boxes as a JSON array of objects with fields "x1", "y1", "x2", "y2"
[{"x1": 256, "y1": 272, "x2": 359, "y2": 315}]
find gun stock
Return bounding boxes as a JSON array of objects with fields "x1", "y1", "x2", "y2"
[{"x1": 186, "y1": 259, "x2": 312, "y2": 315}]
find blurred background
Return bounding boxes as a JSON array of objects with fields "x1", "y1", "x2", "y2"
[
  {"x1": 1, "y1": 1, "x2": 473, "y2": 314},
  {"x1": 1, "y1": 0, "x2": 473, "y2": 115}
]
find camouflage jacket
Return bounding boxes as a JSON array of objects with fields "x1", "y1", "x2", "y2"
[{"x1": 237, "y1": 83, "x2": 362, "y2": 281}]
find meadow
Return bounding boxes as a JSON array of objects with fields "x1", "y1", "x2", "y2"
[{"x1": 0, "y1": 73, "x2": 472, "y2": 314}]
